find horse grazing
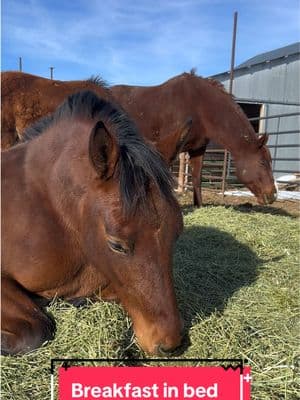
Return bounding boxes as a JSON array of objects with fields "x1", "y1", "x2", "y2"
[
  {"x1": 111, "y1": 73, "x2": 277, "y2": 206},
  {"x1": 2, "y1": 91, "x2": 189, "y2": 356},
  {"x1": 1, "y1": 71, "x2": 112, "y2": 149}
]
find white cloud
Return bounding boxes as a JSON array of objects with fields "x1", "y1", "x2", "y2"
[{"x1": 2, "y1": 0, "x2": 300, "y2": 84}]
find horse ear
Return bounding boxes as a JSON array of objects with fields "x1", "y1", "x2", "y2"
[
  {"x1": 157, "y1": 117, "x2": 192, "y2": 164},
  {"x1": 89, "y1": 120, "x2": 119, "y2": 179},
  {"x1": 258, "y1": 133, "x2": 269, "y2": 148}
]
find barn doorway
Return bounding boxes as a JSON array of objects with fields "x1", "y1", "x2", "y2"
[{"x1": 238, "y1": 102, "x2": 263, "y2": 133}]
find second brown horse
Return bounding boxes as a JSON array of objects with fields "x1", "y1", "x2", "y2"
[{"x1": 111, "y1": 73, "x2": 277, "y2": 206}]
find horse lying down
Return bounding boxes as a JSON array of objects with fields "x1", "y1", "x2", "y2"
[{"x1": 1, "y1": 91, "x2": 192, "y2": 356}]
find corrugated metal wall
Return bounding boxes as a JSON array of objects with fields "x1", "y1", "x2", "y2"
[
  {"x1": 213, "y1": 54, "x2": 300, "y2": 104},
  {"x1": 265, "y1": 104, "x2": 300, "y2": 177},
  {"x1": 211, "y1": 54, "x2": 300, "y2": 178}
]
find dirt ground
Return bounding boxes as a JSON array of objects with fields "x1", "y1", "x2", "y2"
[{"x1": 178, "y1": 188, "x2": 300, "y2": 218}]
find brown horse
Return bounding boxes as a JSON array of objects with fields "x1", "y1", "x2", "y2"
[
  {"x1": 1, "y1": 71, "x2": 190, "y2": 163},
  {"x1": 2, "y1": 91, "x2": 190, "y2": 356},
  {"x1": 111, "y1": 73, "x2": 277, "y2": 206},
  {"x1": 1, "y1": 71, "x2": 112, "y2": 149}
]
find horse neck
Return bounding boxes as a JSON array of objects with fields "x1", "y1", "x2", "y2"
[{"x1": 199, "y1": 89, "x2": 258, "y2": 160}]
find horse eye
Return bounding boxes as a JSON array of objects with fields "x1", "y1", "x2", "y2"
[
  {"x1": 259, "y1": 159, "x2": 269, "y2": 168},
  {"x1": 107, "y1": 240, "x2": 128, "y2": 255}
]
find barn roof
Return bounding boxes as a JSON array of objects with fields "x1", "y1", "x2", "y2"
[
  {"x1": 210, "y1": 42, "x2": 300, "y2": 79},
  {"x1": 237, "y1": 42, "x2": 300, "y2": 68}
]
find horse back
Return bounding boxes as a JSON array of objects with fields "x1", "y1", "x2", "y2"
[
  {"x1": 1, "y1": 71, "x2": 112, "y2": 141},
  {"x1": 111, "y1": 80, "x2": 206, "y2": 152}
]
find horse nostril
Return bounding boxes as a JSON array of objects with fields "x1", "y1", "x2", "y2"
[
  {"x1": 154, "y1": 330, "x2": 190, "y2": 356},
  {"x1": 156, "y1": 344, "x2": 176, "y2": 356}
]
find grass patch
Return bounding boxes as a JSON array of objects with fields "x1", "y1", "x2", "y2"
[{"x1": 2, "y1": 206, "x2": 299, "y2": 399}]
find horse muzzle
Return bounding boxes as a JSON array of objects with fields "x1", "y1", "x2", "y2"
[
  {"x1": 135, "y1": 316, "x2": 185, "y2": 356},
  {"x1": 262, "y1": 189, "x2": 277, "y2": 205},
  {"x1": 155, "y1": 331, "x2": 190, "y2": 356}
]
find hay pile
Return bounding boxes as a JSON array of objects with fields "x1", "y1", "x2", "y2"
[{"x1": 2, "y1": 206, "x2": 299, "y2": 399}]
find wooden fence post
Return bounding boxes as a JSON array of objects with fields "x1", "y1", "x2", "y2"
[
  {"x1": 184, "y1": 153, "x2": 189, "y2": 188},
  {"x1": 178, "y1": 152, "x2": 186, "y2": 192}
]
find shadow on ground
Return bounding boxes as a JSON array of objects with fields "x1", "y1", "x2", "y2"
[
  {"x1": 229, "y1": 203, "x2": 296, "y2": 218},
  {"x1": 181, "y1": 202, "x2": 297, "y2": 218},
  {"x1": 173, "y1": 226, "x2": 263, "y2": 331}
]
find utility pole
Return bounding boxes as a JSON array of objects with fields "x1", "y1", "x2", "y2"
[
  {"x1": 19, "y1": 57, "x2": 22, "y2": 72},
  {"x1": 49, "y1": 67, "x2": 55, "y2": 80}
]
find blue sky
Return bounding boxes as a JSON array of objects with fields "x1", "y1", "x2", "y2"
[{"x1": 2, "y1": 0, "x2": 300, "y2": 85}]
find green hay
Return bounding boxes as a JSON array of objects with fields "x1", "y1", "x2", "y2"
[{"x1": 2, "y1": 206, "x2": 299, "y2": 399}]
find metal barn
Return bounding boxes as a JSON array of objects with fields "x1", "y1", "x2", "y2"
[{"x1": 211, "y1": 42, "x2": 300, "y2": 180}]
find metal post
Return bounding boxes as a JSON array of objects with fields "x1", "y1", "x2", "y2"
[
  {"x1": 229, "y1": 11, "x2": 238, "y2": 95},
  {"x1": 222, "y1": 11, "x2": 238, "y2": 198},
  {"x1": 19, "y1": 57, "x2": 22, "y2": 72},
  {"x1": 273, "y1": 117, "x2": 281, "y2": 171},
  {"x1": 49, "y1": 67, "x2": 54, "y2": 80}
]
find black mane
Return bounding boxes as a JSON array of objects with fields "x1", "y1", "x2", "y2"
[
  {"x1": 86, "y1": 75, "x2": 109, "y2": 88},
  {"x1": 22, "y1": 91, "x2": 175, "y2": 215}
]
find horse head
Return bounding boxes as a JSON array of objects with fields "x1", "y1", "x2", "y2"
[
  {"x1": 84, "y1": 114, "x2": 184, "y2": 354},
  {"x1": 235, "y1": 133, "x2": 277, "y2": 204}
]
